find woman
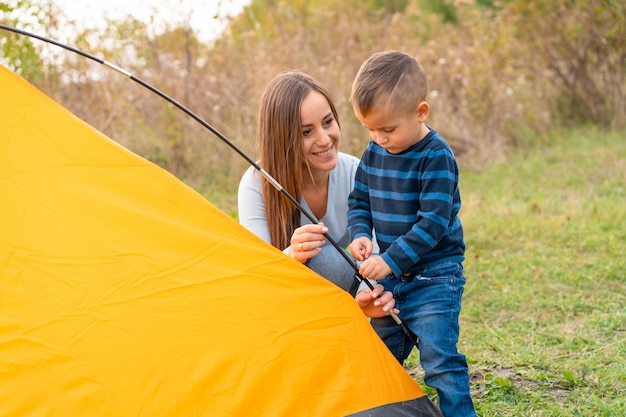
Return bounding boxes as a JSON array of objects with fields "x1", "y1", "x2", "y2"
[{"x1": 237, "y1": 71, "x2": 394, "y2": 318}]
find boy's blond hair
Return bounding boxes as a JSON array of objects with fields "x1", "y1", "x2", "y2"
[{"x1": 351, "y1": 50, "x2": 427, "y2": 117}]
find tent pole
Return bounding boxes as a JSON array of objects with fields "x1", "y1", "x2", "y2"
[{"x1": 0, "y1": 24, "x2": 419, "y2": 349}]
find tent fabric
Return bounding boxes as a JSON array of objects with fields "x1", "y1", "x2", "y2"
[{"x1": 0, "y1": 64, "x2": 437, "y2": 416}]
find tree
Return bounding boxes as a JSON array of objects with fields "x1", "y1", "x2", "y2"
[
  {"x1": 510, "y1": 0, "x2": 626, "y2": 127},
  {"x1": 0, "y1": 0, "x2": 47, "y2": 83}
]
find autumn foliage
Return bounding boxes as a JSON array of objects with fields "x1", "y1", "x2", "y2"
[{"x1": 1, "y1": 0, "x2": 624, "y2": 213}]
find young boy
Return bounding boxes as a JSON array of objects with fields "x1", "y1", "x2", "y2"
[{"x1": 347, "y1": 51, "x2": 476, "y2": 417}]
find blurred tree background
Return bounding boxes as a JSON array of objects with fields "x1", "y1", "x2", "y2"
[{"x1": 1, "y1": 0, "x2": 624, "y2": 216}]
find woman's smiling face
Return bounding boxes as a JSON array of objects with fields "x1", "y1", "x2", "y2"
[{"x1": 300, "y1": 90, "x2": 340, "y2": 173}]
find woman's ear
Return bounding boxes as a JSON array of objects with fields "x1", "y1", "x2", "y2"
[{"x1": 416, "y1": 101, "x2": 429, "y2": 121}]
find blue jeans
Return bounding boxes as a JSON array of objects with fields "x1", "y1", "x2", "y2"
[
  {"x1": 371, "y1": 262, "x2": 476, "y2": 417},
  {"x1": 307, "y1": 245, "x2": 359, "y2": 295}
]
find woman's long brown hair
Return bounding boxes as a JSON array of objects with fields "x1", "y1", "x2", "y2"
[{"x1": 257, "y1": 72, "x2": 340, "y2": 250}]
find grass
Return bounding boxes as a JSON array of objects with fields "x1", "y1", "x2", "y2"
[{"x1": 405, "y1": 127, "x2": 626, "y2": 416}]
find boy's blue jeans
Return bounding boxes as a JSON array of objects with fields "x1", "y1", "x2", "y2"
[{"x1": 371, "y1": 262, "x2": 476, "y2": 417}]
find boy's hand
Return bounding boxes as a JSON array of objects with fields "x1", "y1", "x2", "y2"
[
  {"x1": 359, "y1": 256, "x2": 392, "y2": 280},
  {"x1": 349, "y1": 236, "x2": 372, "y2": 261}
]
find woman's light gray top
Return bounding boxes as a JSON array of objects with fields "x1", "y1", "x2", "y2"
[{"x1": 237, "y1": 152, "x2": 359, "y2": 252}]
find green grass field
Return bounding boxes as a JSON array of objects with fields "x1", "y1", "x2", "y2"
[{"x1": 405, "y1": 128, "x2": 625, "y2": 416}]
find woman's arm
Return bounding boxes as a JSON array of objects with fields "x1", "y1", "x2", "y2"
[
  {"x1": 237, "y1": 167, "x2": 272, "y2": 244},
  {"x1": 238, "y1": 167, "x2": 324, "y2": 263}
]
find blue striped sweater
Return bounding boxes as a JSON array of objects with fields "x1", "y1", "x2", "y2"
[{"x1": 347, "y1": 128, "x2": 465, "y2": 277}]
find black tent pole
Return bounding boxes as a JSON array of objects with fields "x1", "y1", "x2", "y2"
[{"x1": 0, "y1": 24, "x2": 419, "y2": 348}]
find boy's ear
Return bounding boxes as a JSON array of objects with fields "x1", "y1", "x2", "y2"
[{"x1": 416, "y1": 101, "x2": 429, "y2": 120}]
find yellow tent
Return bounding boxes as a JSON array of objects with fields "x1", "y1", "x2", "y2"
[{"x1": 0, "y1": 64, "x2": 440, "y2": 416}]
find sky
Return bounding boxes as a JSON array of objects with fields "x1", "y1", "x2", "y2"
[{"x1": 31, "y1": 0, "x2": 250, "y2": 42}]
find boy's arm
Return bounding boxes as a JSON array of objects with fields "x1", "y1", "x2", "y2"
[{"x1": 347, "y1": 161, "x2": 373, "y2": 240}]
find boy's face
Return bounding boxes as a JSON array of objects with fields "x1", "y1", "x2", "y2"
[{"x1": 354, "y1": 101, "x2": 429, "y2": 154}]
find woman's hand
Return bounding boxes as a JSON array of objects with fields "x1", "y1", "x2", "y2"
[
  {"x1": 355, "y1": 283, "x2": 399, "y2": 318},
  {"x1": 289, "y1": 223, "x2": 328, "y2": 263}
]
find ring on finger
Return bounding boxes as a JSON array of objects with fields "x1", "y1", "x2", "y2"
[{"x1": 298, "y1": 242, "x2": 304, "y2": 252}]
